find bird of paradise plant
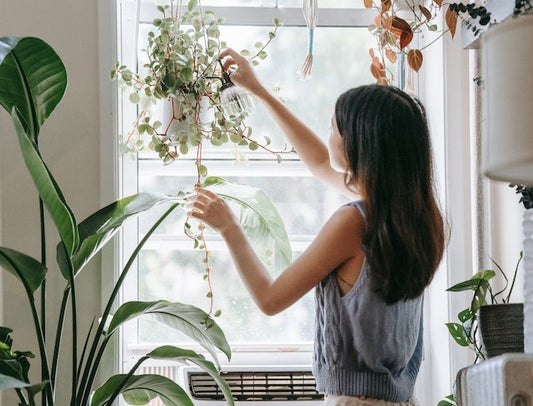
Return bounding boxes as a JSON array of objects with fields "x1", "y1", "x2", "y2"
[{"x1": 0, "y1": 35, "x2": 290, "y2": 406}]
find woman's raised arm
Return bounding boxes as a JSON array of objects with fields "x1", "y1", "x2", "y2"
[{"x1": 218, "y1": 48, "x2": 358, "y2": 199}]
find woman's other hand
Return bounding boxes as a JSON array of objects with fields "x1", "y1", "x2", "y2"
[{"x1": 187, "y1": 187, "x2": 240, "y2": 236}]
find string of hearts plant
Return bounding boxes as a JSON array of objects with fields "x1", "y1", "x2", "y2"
[
  {"x1": 111, "y1": 0, "x2": 289, "y2": 322},
  {"x1": 363, "y1": 0, "x2": 491, "y2": 85}
]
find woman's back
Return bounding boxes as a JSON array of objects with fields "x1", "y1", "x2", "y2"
[{"x1": 313, "y1": 201, "x2": 423, "y2": 402}]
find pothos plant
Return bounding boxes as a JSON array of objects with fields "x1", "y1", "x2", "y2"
[
  {"x1": 111, "y1": 0, "x2": 288, "y2": 319},
  {"x1": 438, "y1": 252, "x2": 523, "y2": 406},
  {"x1": 364, "y1": 0, "x2": 492, "y2": 85},
  {"x1": 0, "y1": 32, "x2": 290, "y2": 406}
]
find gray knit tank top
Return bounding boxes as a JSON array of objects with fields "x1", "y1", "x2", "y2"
[{"x1": 313, "y1": 201, "x2": 423, "y2": 402}]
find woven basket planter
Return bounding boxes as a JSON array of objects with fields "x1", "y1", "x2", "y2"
[{"x1": 479, "y1": 303, "x2": 524, "y2": 358}]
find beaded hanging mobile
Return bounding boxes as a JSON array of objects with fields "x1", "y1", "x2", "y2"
[{"x1": 298, "y1": 0, "x2": 318, "y2": 80}]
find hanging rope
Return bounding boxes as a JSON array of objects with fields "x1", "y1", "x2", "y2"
[{"x1": 298, "y1": 0, "x2": 318, "y2": 80}]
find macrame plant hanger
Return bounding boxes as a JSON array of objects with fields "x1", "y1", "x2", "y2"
[{"x1": 298, "y1": 0, "x2": 318, "y2": 80}]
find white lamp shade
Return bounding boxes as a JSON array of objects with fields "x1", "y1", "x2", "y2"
[{"x1": 482, "y1": 14, "x2": 533, "y2": 185}]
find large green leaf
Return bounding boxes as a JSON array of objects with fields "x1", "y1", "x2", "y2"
[
  {"x1": 0, "y1": 37, "x2": 67, "y2": 139},
  {"x1": 11, "y1": 108, "x2": 79, "y2": 257},
  {"x1": 57, "y1": 193, "x2": 180, "y2": 280},
  {"x1": 0, "y1": 359, "x2": 25, "y2": 382},
  {"x1": 0, "y1": 247, "x2": 46, "y2": 294},
  {"x1": 203, "y1": 177, "x2": 291, "y2": 272},
  {"x1": 146, "y1": 346, "x2": 234, "y2": 406},
  {"x1": 91, "y1": 374, "x2": 193, "y2": 406},
  {"x1": 0, "y1": 373, "x2": 31, "y2": 391},
  {"x1": 107, "y1": 301, "x2": 231, "y2": 366}
]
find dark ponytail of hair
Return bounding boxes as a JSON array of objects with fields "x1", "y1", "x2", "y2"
[{"x1": 335, "y1": 84, "x2": 445, "y2": 304}]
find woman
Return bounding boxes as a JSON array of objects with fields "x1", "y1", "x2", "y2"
[{"x1": 188, "y1": 48, "x2": 445, "y2": 405}]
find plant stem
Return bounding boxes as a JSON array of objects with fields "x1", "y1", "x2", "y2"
[
  {"x1": 76, "y1": 318, "x2": 96, "y2": 383},
  {"x1": 78, "y1": 203, "x2": 181, "y2": 404},
  {"x1": 50, "y1": 288, "x2": 70, "y2": 388},
  {"x1": 39, "y1": 198, "x2": 47, "y2": 406},
  {"x1": 15, "y1": 388, "x2": 28, "y2": 405},
  {"x1": 505, "y1": 251, "x2": 523, "y2": 303},
  {"x1": 103, "y1": 356, "x2": 148, "y2": 406},
  {"x1": 81, "y1": 336, "x2": 111, "y2": 405},
  {"x1": 27, "y1": 293, "x2": 53, "y2": 405},
  {"x1": 67, "y1": 263, "x2": 78, "y2": 406}
]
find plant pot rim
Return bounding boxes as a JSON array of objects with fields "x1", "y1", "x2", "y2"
[{"x1": 480, "y1": 302, "x2": 524, "y2": 308}]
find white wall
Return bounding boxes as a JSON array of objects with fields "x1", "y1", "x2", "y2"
[{"x1": 0, "y1": 0, "x2": 102, "y2": 403}]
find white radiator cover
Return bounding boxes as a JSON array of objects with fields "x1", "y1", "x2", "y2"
[
  {"x1": 137, "y1": 363, "x2": 323, "y2": 406},
  {"x1": 456, "y1": 353, "x2": 533, "y2": 406},
  {"x1": 179, "y1": 365, "x2": 324, "y2": 406}
]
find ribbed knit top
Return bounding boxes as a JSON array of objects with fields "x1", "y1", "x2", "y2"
[{"x1": 312, "y1": 201, "x2": 424, "y2": 402}]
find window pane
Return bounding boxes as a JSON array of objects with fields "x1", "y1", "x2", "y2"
[
  {"x1": 137, "y1": 248, "x2": 315, "y2": 344},
  {"x1": 138, "y1": 171, "x2": 348, "y2": 236}
]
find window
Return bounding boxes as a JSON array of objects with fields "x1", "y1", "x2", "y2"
[
  {"x1": 118, "y1": 1, "x2": 375, "y2": 355},
  {"x1": 101, "y1": 1, "x2": 475, "y2": 404}
]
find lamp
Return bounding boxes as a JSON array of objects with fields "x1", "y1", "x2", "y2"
[{"x1": 481, "y1": 13, "x2": 533, "y2": 353}]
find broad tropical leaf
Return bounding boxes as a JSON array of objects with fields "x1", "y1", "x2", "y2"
[
  {"x1": 11, "y1": 108, "x2": 79, "y2": 257},
  {"x1": 0, "y1": 247, "x2": 46, "y2": 294},
  {"x1": 91, "y1": 374, "x2": 193, "y2": 406},
  {"x1": 0, "y1": 359, "x2": 26, "y2": 382},
  {"x1": 0, "y1": 373, "x2": 31, "y2": 391},
  {"x1": 203, "y1": 177, "x2": 291, "y2": 272},
  {"x1": 0, "y1": 37, "x2": 67, "y2": 139},
  {"x1": 146, "y1": 346, "x2": 234, "y2": 406},
  {"x1": 107, "y1": 301, "x2": 231, "y2": 366},
  {"x1": 57, "y1": 193, "x2": 180, "y2": 280}
]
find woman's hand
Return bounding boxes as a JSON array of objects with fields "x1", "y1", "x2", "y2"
[
  {"x1": 218, "y1": 48, "x2": 268, "y2": 98},
  {"x1": 187, "y1": 187, "x2": 240, "y2": 235}
]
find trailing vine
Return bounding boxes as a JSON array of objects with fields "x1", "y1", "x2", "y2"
[{"x1": 111, "y1": 0, "x2": 287, "y2": 323}]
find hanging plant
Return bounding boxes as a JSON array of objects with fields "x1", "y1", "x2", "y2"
[
  {"x1": 111, "y1": 0, "x2": 289, "y2": 320},
  {"x1": 364, "y1": 0, "x2": 492, "y2": 84},
  {"x1": 111, "y1": 0, "x2": 281, "y2": 166}
]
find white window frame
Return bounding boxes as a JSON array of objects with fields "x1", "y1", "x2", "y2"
[
  {"x1": 97, "y1": 2, "x2": 473, "y2": 404},
  {"x1": 114, "y1": 0, "x2": 379, "y2": 363}
]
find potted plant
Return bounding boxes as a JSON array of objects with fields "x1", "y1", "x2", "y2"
[
  {"x1": 438, "y1": 252, "x2": 524, "y2": 405},
  {"x1": 111, "y1": 0, "x2": 288, "y2": 318},
  {"x1": 363, "y1": 0, "x2": 492, "y2": 84},
  {"x1": 111, "y1": 0, "x2": 280, "y2": 164},
  {"x1": 446, "y1": 253, "x2": 524, "y2": 359},
  {"x1": 0, "y1": 33, "x2": 290, "y2": 406}
]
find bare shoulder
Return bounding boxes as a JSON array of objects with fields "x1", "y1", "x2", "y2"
[
  {"x1": 314, "y1": 203, "x2": 365, "y2": 251},
  {"x1": 328, "y1": 203, "x2": 365, "y2": 234}
]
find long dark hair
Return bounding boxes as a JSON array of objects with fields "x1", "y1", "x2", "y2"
[{"x1": 335, "y1": 84, "x2": 445, "y2": 304}]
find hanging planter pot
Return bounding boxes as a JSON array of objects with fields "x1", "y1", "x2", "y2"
[
  {"x1": 482, "y1": 13, "x2": 533, "y2": 184},
  {"x1": 479, "y1": 303, "x2": 524, "y2": 358}
]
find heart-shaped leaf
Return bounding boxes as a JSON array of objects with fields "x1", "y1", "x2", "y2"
[
  {"x1": 445, "y1": 7, "x2": 458, "y2": 38},
  {"x1": 407, "y1": 49, "x2": 423, "y2": 72}
]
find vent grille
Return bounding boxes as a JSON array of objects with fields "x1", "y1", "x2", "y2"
[{"x1": 189, "y1": 370, "x2": 323, "y2": 401}]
